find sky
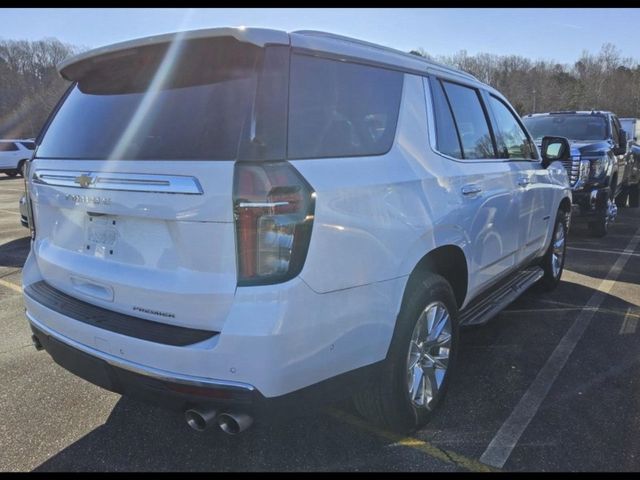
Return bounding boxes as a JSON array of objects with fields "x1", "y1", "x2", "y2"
[{"x1": 1, "y1": 8, "x2": 639, "y2": 64}]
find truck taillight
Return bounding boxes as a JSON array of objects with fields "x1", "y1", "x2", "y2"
[{"x1": 233, "y1": 162, "x2": 315, "y2": 286}]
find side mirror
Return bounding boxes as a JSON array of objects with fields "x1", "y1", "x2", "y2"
[
  {"x1": 540, "y1": 135, "x2": 571, "y2": 168},
  {"x1": 614, "y1": 130, "x2": 628, "y2": 155}
]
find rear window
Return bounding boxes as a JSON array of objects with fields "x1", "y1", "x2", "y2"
[
  {"x1": 19, "y1": 141, "x2": 35, "y2": 150},
  {"x1": 287, "y1": 54, "x2": 403, "y2": 159},
  {"x1": 37, "y1": 38, "x2": 276, "y2": 161}
]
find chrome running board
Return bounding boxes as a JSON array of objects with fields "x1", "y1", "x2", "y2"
[{"x1": 459, "y1": 267, "x2": 544, "y2": 327}]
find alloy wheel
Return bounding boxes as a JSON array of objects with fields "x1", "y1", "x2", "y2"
[
  {"x1": 406, "y1": 301, "x2": 452, "y2": 409},
  {"x1": 551, "y1": 221, "x2": 565, "y2": 279}
]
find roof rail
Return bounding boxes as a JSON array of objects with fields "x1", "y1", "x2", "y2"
[{"x1": 292, "y1": 30, "x2": 479, "y2": 82}]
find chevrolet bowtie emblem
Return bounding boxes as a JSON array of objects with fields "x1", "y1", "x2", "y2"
[{"x1": 74, "y1": 174, "x2": 94, "y2": 188}]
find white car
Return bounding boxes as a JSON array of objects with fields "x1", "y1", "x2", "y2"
[
  {"x1": 23, "y1": 28, "x2": 572, "y2": 435},
  {"x1": 0, "y1": 139, "x2": 34, "y2": 177}
]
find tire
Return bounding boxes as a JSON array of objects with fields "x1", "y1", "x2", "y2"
[
  {"x1": 629, "y1": 184, "x2": 640, "y2": 208},
  {"x1": 5, "y1": 171, "x2": 18, "y2": 178},
  {"x1": 588, "y1": 193, "x2": 614, "y2": 238},
  {"x1": 353, "y1": 273, "x2": 459, "y2": 433},
  {"x1": 588, "y1": 217, "x2": 608, "y2": 238},
  {"x1": 615, "y1": 190, "x2": 628, "y2": 208},
  {"x1": 536, "y1": 210, "x2": 568, "y2": 292},
  {"x1": 17, "y1": 161, "x2": 25, "y2": 178}
]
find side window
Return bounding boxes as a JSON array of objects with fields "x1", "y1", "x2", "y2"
[
  {"x1": 288, "y1": 54, "x2": 404, "y2": 159},
  {"x1": 441, "y1": 81, "x2": 496, "y2": 159},
  {"x1": 488, "y1": 95, "x2": 537, "y2": 160},
  {"x1": 0, "y1": 142, "x2": 19, "y2": 152},
  {"x1": 429, "y1": 77, "x2": 463, "y2": 159}
]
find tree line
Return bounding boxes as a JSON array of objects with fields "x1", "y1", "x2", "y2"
[
  {"x1": 1, "y1": 38, "x2": 640, "y2": 140},
  {"x1": 0, "y1": 38, "x2": 78, "y2": 139},
  {"x1": 410, "y1": 43, "x2": 640, "y2": 118}
]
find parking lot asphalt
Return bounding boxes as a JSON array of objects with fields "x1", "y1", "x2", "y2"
[{"x1": 1, "y1": 174, "x2": 639, "y2": 472}]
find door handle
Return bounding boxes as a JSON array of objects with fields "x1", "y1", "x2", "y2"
[
  {"x1": 517, "y1": 177, "x2": 530, "y2": 187},
  {"x1": 461, "y1": 184, "x2": 482, "y2": 195}
]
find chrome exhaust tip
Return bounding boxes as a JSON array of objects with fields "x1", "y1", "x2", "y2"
[
  {"x1": 185, "y1": 408, "x2": 217, "y2": 431},
  {"x1": 216, "y1": 412, "x2": 253, "y2": 435}
]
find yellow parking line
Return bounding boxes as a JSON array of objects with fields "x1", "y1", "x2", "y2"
[
  {"x1": 0, "y1": 208, "x2": 20, "y2": 216},
  {"x1": 327, "y1": 408, "x2": 497, "y2": 472},
  {"x1": 0, "y1": 278, "x2": 22, "y2": 294}
]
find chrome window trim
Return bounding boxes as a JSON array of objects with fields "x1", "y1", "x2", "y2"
[{"x1": 32, "y1": 169, "x2": 203, "y2": 195}]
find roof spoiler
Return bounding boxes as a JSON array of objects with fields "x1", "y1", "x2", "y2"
[{"x1": 57, "y1": 27, "x2": 290, "y2": 81}]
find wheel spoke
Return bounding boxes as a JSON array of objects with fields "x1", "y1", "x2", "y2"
[
  {"x1": 427, "y1": 309, "x2": 449, "y2": 343},
  {"x1": 431, "y1": 352, "x2": 449, "y2": 370},
  {"x1": 425, "y1": 307, "x2": 438, "y2": 340},
  {"x1": 423, "y1": 365, "x2": 439, "y2": 408},
  {"x1": 410, "y1": 365, "x2": 425, "y2": 405},
  {"x1": 408, "y1": 351, "x2": 421, "y2": 370}
]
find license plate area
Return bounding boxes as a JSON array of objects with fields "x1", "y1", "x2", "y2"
[{"x1": 85, "y1": 213, "x2": 119, "y2": 258}]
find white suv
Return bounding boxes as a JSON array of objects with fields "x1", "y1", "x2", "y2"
[
  {"x1": 0, "y1": 139, "x2": 34, "y2": 177},
  {"x1": 23, "y1": 28, "x2": 572, "y2": 435}
]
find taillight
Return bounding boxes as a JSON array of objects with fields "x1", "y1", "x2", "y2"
[
  {"x1": 23, "y1": 160, "x2": 36, "y2": 239},
  {"x1": 233, "y1": 162, "x2": 315, "y2": 286}
]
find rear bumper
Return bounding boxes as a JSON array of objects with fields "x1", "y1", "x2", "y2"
[
  {"x1": 28, "y1": 315, "x2": 383, "y2": 415},
  {"x1": 28, "y1": 316, "x2": 257, "y2": 411}
]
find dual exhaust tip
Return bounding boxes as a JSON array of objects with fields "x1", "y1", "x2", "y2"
[{"x1": 185, "y1": 408, "x2": 253, "y2": 434}]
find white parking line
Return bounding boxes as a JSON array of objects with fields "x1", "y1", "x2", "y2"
[
  {"x1": 480, "y1": 228, "x2": 640, "y2": 469},
  {"x1": 0, "y1": 278, "x2": 22, "y2": 294},
  {"x1": 567, "y1": 245, "x2": 640, "y2": 258},
  {"x1": 619, "y1": 308, "x2": 638, "y2": 335}
]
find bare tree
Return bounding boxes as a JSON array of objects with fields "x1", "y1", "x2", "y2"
[
  {"x1": 0, "y1": 38, "x2": 78, "y2": 139},
  {"x1": 411, "y1": 43, "x2": 640, "y2": 118}
]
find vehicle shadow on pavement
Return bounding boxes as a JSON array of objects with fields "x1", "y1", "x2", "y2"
[
  {"x1": 32, "y1": 397, "x2": 391, "y2": 471},
  {"x1": 0, "y1": 236, "x2": 30, "y2": 268}
]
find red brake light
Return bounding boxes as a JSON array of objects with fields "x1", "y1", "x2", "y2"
[{"x1": 233, "y1": 162, "x2": 315, "y2": 286}]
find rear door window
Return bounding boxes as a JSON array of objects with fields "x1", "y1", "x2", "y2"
[
  {"x1": 441, "y1": 80, "x2": 496, "y2": 159},
  {"x1": 287, "y1": 54, "x2": 403, "y2": 159},
  {"x1": 429, "y1": 78, "x2": 463, "y2": 159}
]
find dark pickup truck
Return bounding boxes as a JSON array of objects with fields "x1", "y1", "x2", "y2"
[{"x1": 522, "y1": 111, "x2": 629, "y2": 237}]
